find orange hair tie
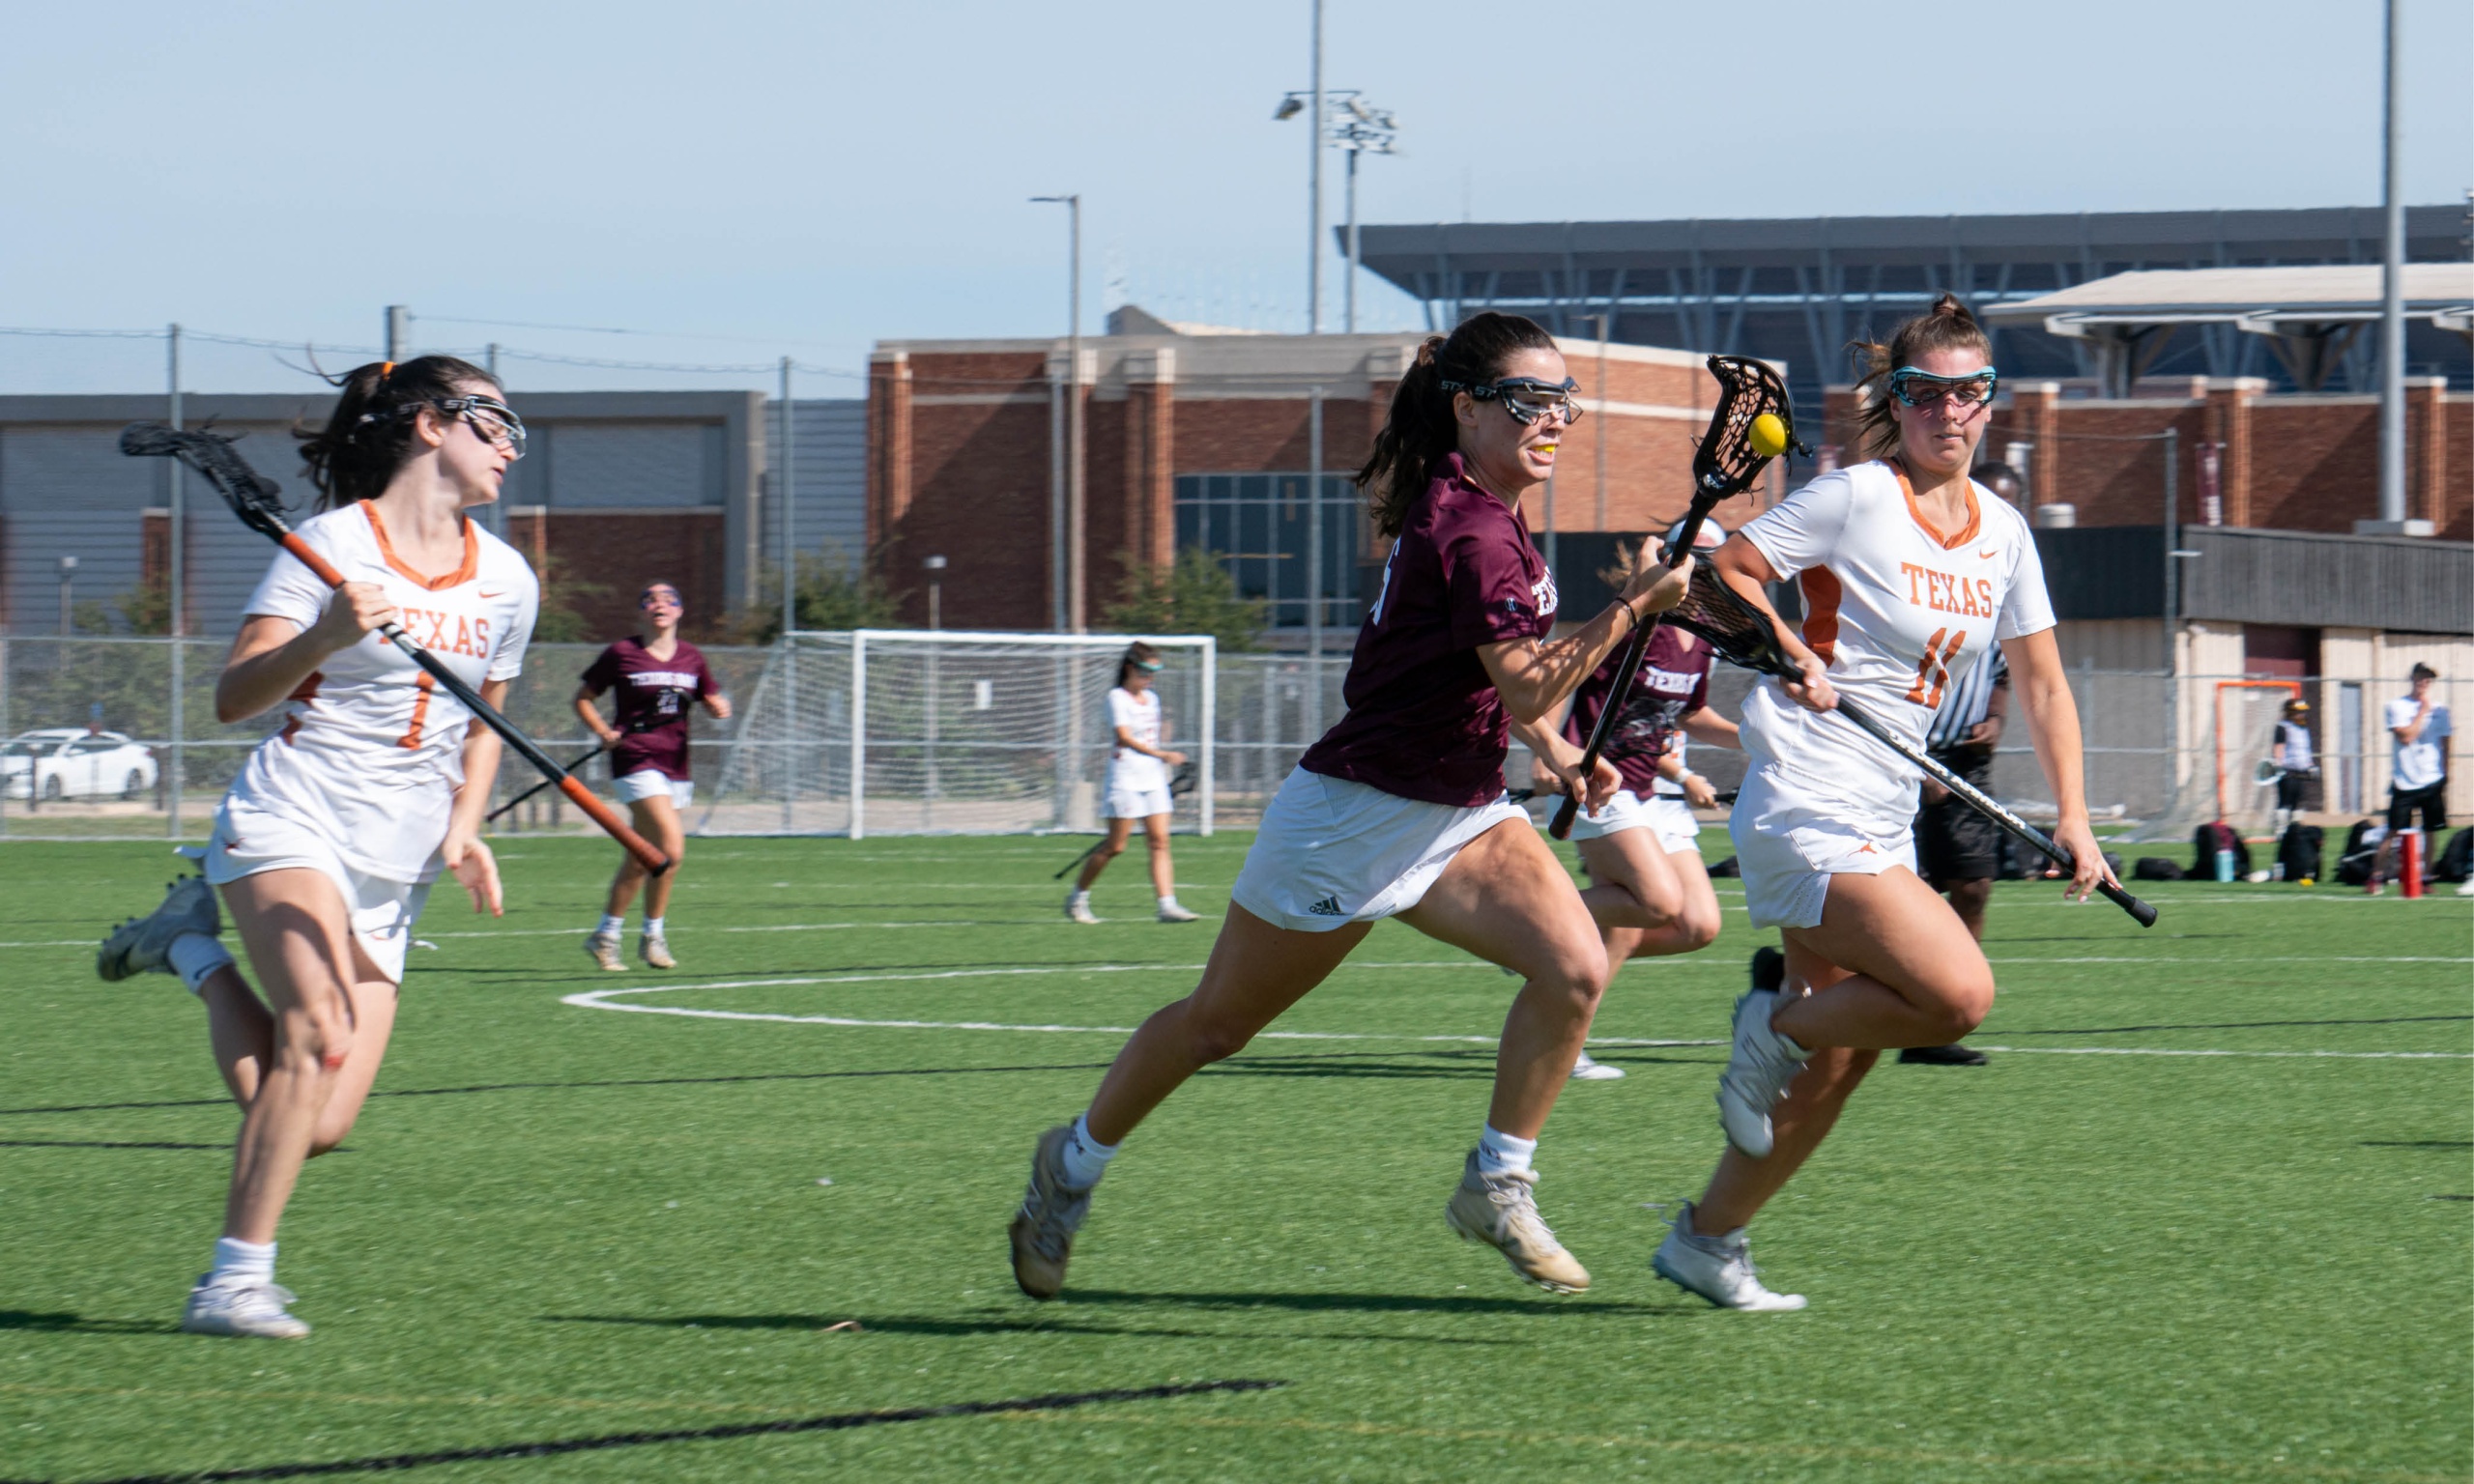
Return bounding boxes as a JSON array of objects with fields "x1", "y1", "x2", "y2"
[{"x1": 377, "y1": 361, "x2": 394, "y2": 381}]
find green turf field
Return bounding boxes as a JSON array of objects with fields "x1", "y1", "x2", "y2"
[{"x1": 4, "y1": 831, "x2": 2468, "y2": 1482}]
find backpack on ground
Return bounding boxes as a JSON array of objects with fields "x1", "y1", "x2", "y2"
[
  {"x1": 2335, "y1": 819, "x2": 2382, "y2": 887},
  {"x1": 2191, "y1": 820, "x2": 2252, "y2": 880},
  {"x1": 2133, "y1": 856, "x2": 2186, "y2": 881},
  {"x1": 2436, "y1": 828, "x2": 2473, "y2": 884},
  {"x1": 2277, "y1": 822, "x2": 2325, "y2": 883}
]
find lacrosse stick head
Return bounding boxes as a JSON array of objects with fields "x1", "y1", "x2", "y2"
[
  {"x1": 1693, "y1": 356, "x2": 1810, "y2": 501},
  {"x1": 1658, "y1": 561, "x2": 1799, "y2": 682},
  {"x1": 119, "y1": 423, "x2": 293, "y2": 541}
]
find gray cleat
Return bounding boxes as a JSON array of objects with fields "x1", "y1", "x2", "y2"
[{"x1": 98, "y1": 876, "x2": 219, "y2": 983}]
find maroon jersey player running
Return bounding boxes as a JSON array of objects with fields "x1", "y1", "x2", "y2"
[
  {"x1": 1539, "y1": 521, "x2": 1740, "y2": 1082},
  {"x1": 1008, "y1": 312, "x2": 1693, "y2": 1299},
  {"x1": 574, "y1": 582, "x2": 730, "y2": 971}
]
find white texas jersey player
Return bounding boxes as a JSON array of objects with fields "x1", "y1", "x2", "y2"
[
  {"x1": 226, "y1": 502, "x2": 539, "y2": 882},
  {"x1": 1735, "y1": 459, "x2": 2054, "y2": 828},
  {"x1": 1106, "y1": 686, "x2": 1168, "y2": 792}
]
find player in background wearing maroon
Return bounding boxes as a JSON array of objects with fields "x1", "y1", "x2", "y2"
[
  {"x1": 1008, "y1": 312, "x2": 1693, "y2": 1300},
  {"x1": 1538, "y1": 519, "x2": 1738, "y2": 1081},
  {"x1": 575, "y1": 582, "x2": 730, "y2": 971}
]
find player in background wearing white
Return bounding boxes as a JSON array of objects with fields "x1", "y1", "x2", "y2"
[
  {"x1": 575, "y1": 582, "x2": 731, "y2": 970},
  {"x1": 96, "y1": 357, "x2": 538, "y2": 1339},
  {"x1": 1065, "y1": 642, "x2": 1197, "y2": 924},
  {"x1": 1536, "y1": 519, "x2": 1738, "y2": 1081},
  {"x1": 2270, "y1": 697, "x2": 2317, "y2": 836},
  {"x1": 1652, "y1": 297, "x2": 2112, "y2": 1311},
  {"x1": 2385, "y1": 663, "x2": 2450, "y2": 838}
]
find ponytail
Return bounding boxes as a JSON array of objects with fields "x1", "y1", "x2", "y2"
[
  {"x1": 1847, "y1": 293, "x2": 1992, "y2": 462},
  {"x1": 296, "y1": 354, "x2": 500, "y2": 511},
  {"x1": 1357, "y1": 311, "x2": 1557, "y2": 537}
]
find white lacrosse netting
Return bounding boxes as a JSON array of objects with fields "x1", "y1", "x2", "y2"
[
  {"x1": 695, "y1": 631, "x2": 1215, "y2": 838},
  {"x1": 2123, "y1": 679, "x2": 2300, "y2": 843}
]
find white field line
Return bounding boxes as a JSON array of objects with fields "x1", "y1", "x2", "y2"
[{"x1": 563, "y1": 971, "x2": 2473, "y2": 1060}]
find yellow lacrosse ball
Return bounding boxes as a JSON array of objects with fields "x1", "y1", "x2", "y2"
[{"x1": 1748, "y1": 413, "x2": 1789, "y2": 458}]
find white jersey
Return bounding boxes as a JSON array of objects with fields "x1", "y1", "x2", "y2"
[
  {"x1": 2385, "y1": 696, "x2": 2452, "y2": 791},
  {"x1": 224, "y1": 502, "x2": 540, "y2": 882},
  {"x1": 1105, "y1": 686, "x2": 1169, "y2": 793},
  {"x1": 1737, "y1": 459, "x2": 2055, "y2": 829}
]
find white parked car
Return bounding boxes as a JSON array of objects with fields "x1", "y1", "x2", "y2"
[{"x1": 2, "y1": 728, "x2": 159, "y2": 802}]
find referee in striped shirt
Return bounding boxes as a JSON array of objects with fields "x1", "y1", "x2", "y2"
[{"x1": 1904, "y1": 497, "x2": 2018, "y2": 1067}]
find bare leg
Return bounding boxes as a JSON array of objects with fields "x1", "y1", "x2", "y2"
[
  {"x1": 216, "y1": 870, "x2": 397, "y2": 1243},
  {"x1": 1695, "y1": 939, "x2": 1876, "y2": 1231},
  {"x1": 1575, "y1": 833, "x2": 1724, "y2": 963},
  {"x1": 1941, "y1": 876, "x2": 1992, "y2": 942},
  {"x1": 604, "y1": 796, "x2": 686, "y2": 921},
  {"x1": 1398, "y1": 818, "x2": 1613, "y2": 1138},
  {"x1": 1083, "y1": 905, "x2": 1369, "y2": 1144},
  {"x1": 1768, "y1": 869, "x2": 1995, "y2": 1051},
  {"x1": 1141, "y1": 813, "x2": 1175, "y2": 899},
  {"x1": 198, "y1": 966, "x2": 274, "y2": 1108},
  {"x1": 1075, "y1": 818, "x2": 1136, "y2": 893}
]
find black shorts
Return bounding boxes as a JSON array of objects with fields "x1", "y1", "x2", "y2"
[
  {"x1": 2388, "y1": 781, "x2": 2448, "y2": 834},
  {"x1": 1914, "y1": 745, "x2": 2001, "y2": 883},
  {"x1": 2276, "y1": 771, "x2": 2321, "y2": 813}
]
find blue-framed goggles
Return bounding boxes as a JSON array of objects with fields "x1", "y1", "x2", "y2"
[
  {"x1": 1886, "y1": 366, "x2": 1999, "y2": 410},
  {"x1": 1440, "y1": 375, "x2": 1584, "y2": 426}
]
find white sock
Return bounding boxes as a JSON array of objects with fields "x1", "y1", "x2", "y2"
[
  {"x1": 644, "y1": 917, "x2": 666, "y2": 939},
  {"x1": 1056, "y1": 1112, "x2": 1119, "y2": 1189},
  {"x1": 596, "y1": 914, "x2": 625, "y2": 938},
  {"x1": 1476, "y1": 1125, "x2": 1537, "y2": 1179},
  {"x1": 1157, "y1": 895, "x2": 1179, "y2": 910},
  {"x1": 1067, "y1": 889, "x2": 1090, "y2": 905},
  {"x1": 167, "y1": 933, "x2": 235, "y2": 997},
  {"x1": 208, "y1": 1236, "x2": 274, "y2": 1287}
]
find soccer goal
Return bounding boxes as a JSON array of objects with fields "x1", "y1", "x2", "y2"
[
  {"x1": 2125, "y1": 678, "x2": 2301, "y2": 843},
  {"x1": 694, "y1": 630, "x2": 1215, "y2": 839}
]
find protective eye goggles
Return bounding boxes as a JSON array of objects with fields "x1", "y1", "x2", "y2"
[
  {"x1": 1133, "y1": 658, "x2": 1164, "y2": 673},
  {"x1": 1886, "y1": 367, "x2": 1999, "y2": 410},
  {"x1": 639, "y1": 586, "x2": 682, "y2": 609},
  {"x1": 1441, "y1": 376, "x2": 1584, "y2": 426},
  {"x1": 438, "y1": 395, "x2": 527, "y2": 458}
]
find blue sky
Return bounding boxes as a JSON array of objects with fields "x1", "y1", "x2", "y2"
[{"x1": 2, "y1": 0, "x2": 2465, "y2": 395}]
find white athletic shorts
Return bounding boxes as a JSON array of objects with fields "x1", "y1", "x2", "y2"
[
  {"x1": 1728, "y1": 764, "x2": 1916, "y2": 930},
  {"x1": 615, "y1": 769, "x2": 694, "y2": 808},
  {"x1": 1104, "y1": 784, "x2": 1173, "y2": 820},
  {"x1": 1567, "y1": 788, "x2": 1702, "y2": 855},
  {"x1": 204, "y1": 798, "x2": 433, "y2": 985},
  {"x1": 1231, "y1": 766, "x2": 1531, "y2": 932}
]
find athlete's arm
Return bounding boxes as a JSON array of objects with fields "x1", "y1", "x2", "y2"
[
  {"x1": 214, "y1": 584, "x2": 397, "y2": 724},
  {"x1": 572, "y1": 684, "x2": 621, "y2": 746},
  {"x1": 1679, "y1": 705, "x2": 1740, "y2": 749},
  {"x1": 1478, "y1": 555, "x2": 1694, "y2": 725},
  {"x1": 441, "y1": 678, "x2": 510, "y2": 917},
  {"x1": 702, "y1": 692, "x2": 733, "y2": 722},
  {"x1": 1510, "y1": 715, "x2": 1619, "y2": 813},
  {"x1": 1710, "y1": 538, "x2": 1833, "y2": 713},
  {"x1": 2001, "y1": 628, "x2": 2113, "y2": 902}
]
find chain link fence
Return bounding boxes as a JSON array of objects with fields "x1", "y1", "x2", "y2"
[{"x1": 0, "y1": 634, "x2": 2460, "y2": 842}]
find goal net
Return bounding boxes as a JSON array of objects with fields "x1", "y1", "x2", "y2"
[
  {"x1": 2122, "y1": 679, "x2": 2299, "y2": 843},
  {"x1": 694, "y1": 630, "x2": 1216, "y2": 838}
]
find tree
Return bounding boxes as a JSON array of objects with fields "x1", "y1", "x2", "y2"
[
  {"x1": 737, "y1": 548, "x2": 905, "y2": 643},
  {"x1": 1103, "y1": 547, "x2": 1268, "y2": 653},
  {"x1": 529, "y1": 553, "x2": 616, "y2": 644}
]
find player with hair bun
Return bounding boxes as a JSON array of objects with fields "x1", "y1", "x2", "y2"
[
  {"x1": 95, "y1": 356, "x2": 539, "y2": 1338},
  {"x1": 1650, "y1": 295, "x2": 2110, "y2": 1311},
  {"x1": 1009, "y1": 311, "x2": 1694, "y2": 1301},
  {"x1": 576, "y1": 582, "x2": 730, "y2": 971},
  {"x1": 1064, "y1": 641, "x2": 1198, "y2": 925},
  {"x1": 1539, "y1": 517, "x2": 1739, "y2": 1081}
]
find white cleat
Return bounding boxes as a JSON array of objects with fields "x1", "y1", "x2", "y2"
[
  {"x1": 584, "y1": 933, "x2": 625, "y2": 972},
  {"x1": 1155, "y1": 901, "x2": 1200, "y2": 923},
  {"x1": 1568, "y1": 1051, "x2": 1625, "y2": 1081},
  {"x1": 1652, "y1": 1202, "x2": 1805, "y2": 1312},
  {"x1": 1064, "y1": 894, "x2": 1101, "y2": 926},
  {"x1": 1715, "y1": 988, "x2": 1811, "y2": 1158},
  {"x1": 639, "y1": 933, "x2": 676, "y2": 970},
  {"x1": 181, "y1": 1276, "x2": 311, "y2": 1338}
]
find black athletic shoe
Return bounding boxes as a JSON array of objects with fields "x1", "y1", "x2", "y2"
[
  {"x1": 1748, "y1": 946, "x2": 1784, "y2": 993},
  {"x1": 1898, "y1": 1043, "x2": 1989, "y2": 1067}
]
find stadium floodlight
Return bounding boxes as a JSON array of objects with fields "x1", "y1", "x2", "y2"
[
  {"x1": 1272, "y1": 96, "x2": 1304, "y2": 121},
  {"x1": 1029, "y1": 195, "x2": 1085, "y2": 632},
  {"x1": 1281, "y1": 87, "x2": 1398, "y2": 332}
]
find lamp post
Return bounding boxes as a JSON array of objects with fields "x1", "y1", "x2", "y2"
[
  {"x1": 1031, "y1": 194, "x2": 1085, "y2": 630},
  {"x1": 2361, "y1": 0, "x2": 2420, "y2": 535},
  {"x1": 57, "y1": 556, "x2": 77, "y2": 636},
  {"x1": 1278, "y1": 86, "x2": 1397, "y2": 335},
  {"x1": 923, "y1": 555, "x2": 947, "y2": 631}
]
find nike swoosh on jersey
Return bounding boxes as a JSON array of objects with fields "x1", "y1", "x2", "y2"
[
  {"x1": 1975, "y1": 548, "x2": 1999, "y2": 559},
  {"x1": 478, "y1": 588, "x2": 507, "y2": 599}
]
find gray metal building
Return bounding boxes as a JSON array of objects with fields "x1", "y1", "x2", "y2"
[{"x1": 1356, "y1": 204, "x2": 2473, "y2": 406}]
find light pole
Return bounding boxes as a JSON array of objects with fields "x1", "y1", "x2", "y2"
[
  {"x1": 1277, "y1": 80, "x2": 1397, "y2": 334},
  {"x1": 2361, "y1": 0, "x2": 2420, "y2": 535},
  {"x1": 1577, "y1": 311, "x2": 1611, "y2": 529},
  {"x1": 57, "y1": 556, "x2": 77, "y2": 635},
  {"x1": 1031, "y1": 194, "x2": 1085, "y2": 630},
  {"x1": 923, "y1": 555, "x2": 947, "y2": 631},
  {"x1": 1333, "y1": 98, "x2": 1398, "y2": 333}
]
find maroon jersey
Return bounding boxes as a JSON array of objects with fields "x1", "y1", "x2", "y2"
[
  {"x1": 580, "y1": 638, "x2": 717, "y2": 782},
  {"x1": 1563, "y1": 625, "x2": 1713, "y2": 797},
  {"x1": 1300, "y1": 453, "x2": 1558, "y2": 807}
]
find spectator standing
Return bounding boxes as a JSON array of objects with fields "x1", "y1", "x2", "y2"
[
  {"x1": 2386, "y1": 663, "x2": 2451, "y2": 836},
  {"x1": 2272, "y1": 699, "x2": 2318, "y2": 834}
]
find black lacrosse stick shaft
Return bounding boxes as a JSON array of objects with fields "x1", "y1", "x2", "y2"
[{"x1": 486, "y1": 744, "x2": 608, "y2": 822}]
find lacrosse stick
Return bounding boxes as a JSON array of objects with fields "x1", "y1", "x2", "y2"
[
  {"x1": 1551, "y1": 356, "x2": 1807, "y2": 840},
  {"x1": 484, "y1": 703, "x2": 679, "y2": 824},
  {"x1": 119, "y1": 423, "x2": 671, "y2": 874},
  {"x1": 1052, "y1": 762, "x2": 1195, "y2": 879},
  {"x1": 1655, "y1": 561, "x2": 2156, "y2": 927},
  {"x1": 1512, "y1": 786, "x2": 1735, "y2": 807}
]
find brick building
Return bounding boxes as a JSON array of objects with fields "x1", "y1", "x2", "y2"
[{"x1": 864, "y1": 312, "x2": 1790, "y2": 635}]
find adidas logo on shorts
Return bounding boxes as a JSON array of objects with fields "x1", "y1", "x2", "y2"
[{"x1": 1307, "y1": 895, "x2": 1345, "y2": 917}]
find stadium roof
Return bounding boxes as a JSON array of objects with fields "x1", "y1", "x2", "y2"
[
  {"x1": 1983, "y1": 263, "x2": 2474, "y2": 392},
  {"x1": 1354, "y1": 205, "x2": 2473, "y2": 399}
]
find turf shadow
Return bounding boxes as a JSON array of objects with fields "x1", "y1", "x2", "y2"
[
  {"x1": 1997, "y1": 1013, "x2": 2470, "y2": 1037},
  {"x1": 0, "y1": 1378, "x2": 1286, "y2": 1484},
  {"x1": 2361, "y1": 1140, "x2": 2474, "y2": 1149},
  {"x1": 541, "y1": 1312, "x2": 1515, "y2": 1346},
  {"x1": 1063, "y1": 1288, "x2": 1682, "y2": 1318},
  {"x1": 0, "y1": 1310, "x2": 180, "y2": 1335},
  {"x1": 0, "y1": 1138, "x2": 227, "y2": 1151}
]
